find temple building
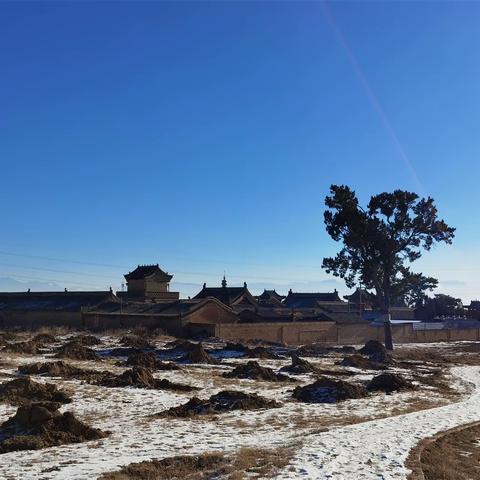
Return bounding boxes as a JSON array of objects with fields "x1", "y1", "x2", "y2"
[
  {"x1": 193, "y1": 276, "x2": 257, "y2": 310},
  {"x1": 283, "y1": 289, "x2": 344, "y2": 309},
  {"x1": 119, "y1": 264, "x2": 179, "y2": 302},
  {"x1": 0, "y1": 290, "x2": 117, "y2": 328}
]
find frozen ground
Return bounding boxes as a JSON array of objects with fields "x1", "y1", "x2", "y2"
[
  {"x1": 277, "y1": 365, "x2": 480, "y2": 480},
  {"x1": 0, "y1": 336, "x2": 477, "y2": 479}
]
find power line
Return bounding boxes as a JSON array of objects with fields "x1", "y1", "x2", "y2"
[
  {"x1": 0, "y1": 249, "x2": 325, "y2": 272},
  {"x1": 0, "y1": 272, "x2": 110, "y2": 289},
  {"x1": 0, "y1": 250, "x2": 330, "y2": 284}
]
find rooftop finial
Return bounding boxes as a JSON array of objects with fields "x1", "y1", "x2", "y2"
[{"x1": 221, "y1": 272, "x2": 227, "y2": 288}]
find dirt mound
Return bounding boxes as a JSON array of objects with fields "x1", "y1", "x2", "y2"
[
  {"x1": 165, "y1": 339, "x2": 198, "y2": 352},
  {"x1": 0, "y1": 332, "x2": 17, "y2": 343},
  {"x1": 99, "y1": 367, "x2": 196, "y2": 392},
  {"x1": 223, "y1": 342, "x2": 249, "y2": 352},
  {"x1": 293, "y1": 377, "x2": 367, "y2": 403},
  {"x1": 160, "y1": 390, "x2": 281, "y2": 417},
  {"x1": 280, "y1": 353, "x2": 316, "y2": 374},
  {"x1": 19, "y1": 361, "x2": 111, "y2": 383},
  {"x1": 359, "y1": 340, "x2": 386, "y2": 355},
  {"x1": 69, "y1": 334, "x2": 102, "y2": 346},
  {"x1": 223, "y1": 361, "x2": 291, "y2": 382},
  {"x1": 119, "y1": 335, "x2": 154, "y2": 350},
  {"x1": 295, "y1": 343, "x2": 329, "y2": 357},
  {"x1": 369, "y1": 349, "x2": 394, "y2": 365},
  {"x1": 358, "y1": 340, "x2": 393, "y2": 365},
  {"x1": 339, "y1": 354, "x2": 383, "y2": 370},
  {"x1": 181, "y1": 343, "x2": 218, "y2": 364},
  {"x1": 108, "y1": 347, "x2": 142, "y2": 357},
  {"x1": 3, "y1": 340, "x2": 38, "y2": 355},
  {"x1": 55, "y1": 341, "x2": 99, "y2": 361},
  {"x1": 32, "y1": 333, "x2": 57, "y2": 344},
  {"x1": 245, "y1": 346, "x2": 283, "y2": 360},
  {"x1": 19, "y1": 361, "x2": 86, "y2": 378},
  {"x1": 0, "y1": 377, "x2": 72, "y2": 406},
  {"x1": 367, "y1": 373, "x2": 414, "y2": 393},
  {"x1": 0, "y1": 401, "x2": 107, "y2": 453},
  {"x1": 125, "y1": 352, "x2": 180, "y2": 370}
]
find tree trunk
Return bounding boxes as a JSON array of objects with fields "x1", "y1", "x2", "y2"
[
  {"x1": 383, "y1": 312, "x2": 393, "y2": 351},
  {"x1": 383, "y1": 293, "x2": 393, "y2": 350}
]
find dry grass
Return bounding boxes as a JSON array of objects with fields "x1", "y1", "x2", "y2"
[
  {"x1": 394, "y1": 344, "x2": 480, "y2": 367},
  {"x1": 98, "y1": 446, "x2": 296, "y2": 480},
  {"x1": 406, "y1": 421, "x2": 480, "y2": 480}
]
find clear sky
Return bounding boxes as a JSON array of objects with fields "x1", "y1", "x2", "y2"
[{"x1": 1, "y1": 1, "x2": 479, "y2": 302}]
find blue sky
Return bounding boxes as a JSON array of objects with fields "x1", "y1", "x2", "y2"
[{"x1": 1, "y1": 1, "x2": 479, "y2": 301}]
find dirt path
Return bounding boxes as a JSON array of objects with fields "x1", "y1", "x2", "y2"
[{"x1": 276, "y1": 366, "x2": 480, "y2": 479}]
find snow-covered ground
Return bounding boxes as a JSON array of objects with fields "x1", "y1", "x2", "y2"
[
  {"x1": 0, "y1": 337, "x2": 478, "y2": 479},
  {"x1": 278, "y1": 365, "x2": 480, "y2": 480}
]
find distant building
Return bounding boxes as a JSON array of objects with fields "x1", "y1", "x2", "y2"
[
  {"x1": 193, "y1": 276, "x2": 257, "y2": 310},
  {"x1": 283, "y1": 290, "x2": 344, "y2": 309},
  {"x1": 83, "y1": 296, "x2": 237, "y2": 335},
  {"x1": 119, "y1": 264, "x2": 179, "y2": 303},
  {"x1": 0, "y1": 290, "x2": 117, "y2": 328},
  {"x1": 343, "y1": 288, "x2": 376, "y2": 311},
  {"x1": 256, "y1": 289, "x2": 285, "y2": 306}
]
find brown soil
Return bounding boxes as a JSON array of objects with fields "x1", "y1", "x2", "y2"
[
  {"x1": 17, "y1": 361, "x2": 109, "y2": 382},
  {"x1": 0, "y1": 401, "x2": 108, "y2": 453},
  {"x1": 0, "y1": 377, "x2": 72, "y2": 406},
  {"x1": 108, "y1": 347, "x2": 142, "y2": 357},
  {"x1": 54, "y1": 341, "x2": 99, "y2": 361},
  {"x1": 223, "y1": 342, "x2": 249, "y2": 352},
  {"x1": 223, "y1": 361, "x2": 291, "y2": 382},
  {"x1": 358, "y1": 340, "x2": 393, "y2": 365},
  {"x1": 339, "y1": 354, "x2": 384, "y2": 370},
  {"x1": 280, "y1": 354, "x2": 317, "y2": 374},
  {"x1": 293, "y1": 377, "x2": 367, "y2": 403},
  {"x1": 181, "y1": 343, "x2": 218, "y2": 364},
  {"x1": 296, "y1": 344, "x2": 357, "y2": 357},
  {"x1": 99, "y1": 367, "x2": 196, "y2": 392},
  {"x1": 244, "y1": 346, "x2": 283, "y2": 360},
  {"x1": 3, "y1": 340, "x2": 39, "y2": 355},
  {"x1": 125, "y1": 352, "x2": 180, "y2": 370},
  {"x1": 32, "y1": 333, "x2": 57, "y2": 344},
  {"x1": 0, "y1": 332, "x2": 17, "y2": 343},
  {"x1": 359, "y1": 340, "x2": 386, "y2": 355},
  {"x1": 158, "y1": 390, "x2": 281, "y2": 417},
  {"x1": 99, "y1": 446, "x2": 295, "y2": 480},
  {"x1": 119, "y1": 335, "x2": 154, "y2": 350},
  {"x1": 406, "y1": 421, "x2": 480, "y2": 480},
  {"x1": 295, "y1": 343, "x2": 329, "y2": 357},
  {"x1": 69, "y1": 334, "x2": 102, "y2": 346},
  {"x1": 165, "y1": 339, "x2": 197, "y2": 351},
  {"x1": 367, "y1": 373, "x2": 414, "y2": 393}
]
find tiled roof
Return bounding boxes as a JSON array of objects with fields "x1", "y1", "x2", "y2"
[
  {"x1": 86, "y1": 297, "x2": 234, "y2": 317},
  {"x1": 257, "y1": 289, "x2": 285, "y2": 301},
  {"x1": 283, "y1": 291, "x2": 344, "y2": 309},
  {"x1": 0, "y1": 291, "x2": 117, "y2": 312},
  {"x1": 193, "y1": 285, "x2": 256, "y2": 306},
  {"x1": 124, "y1": 265, "x2": 173, "y2": 281}
]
